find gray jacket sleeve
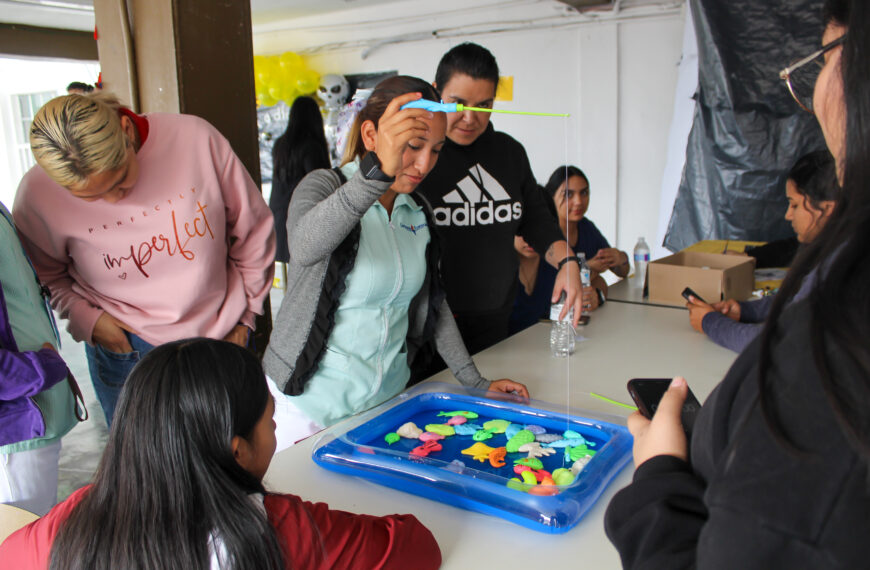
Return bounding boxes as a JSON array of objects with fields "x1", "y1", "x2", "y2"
[
  {"x1": 432, "y1": 298, "x2": 489, "y2": 389},
  {"x1": 287, "y1": 169, "x2": 391, "y2": 266},
  {"x1": 701, "y1": 311, "x2": 762, "y2": 354}
]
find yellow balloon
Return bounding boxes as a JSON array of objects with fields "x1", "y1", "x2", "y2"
[
  {"x1": 259, "y1": 93, "x2": 277, "y2": 107},
  {"x1": 296, "y1": 70, "x2": 319, "y2": 95},
  {"x1": 279, "y1": 52, "x2": 303, "y2": 70}
]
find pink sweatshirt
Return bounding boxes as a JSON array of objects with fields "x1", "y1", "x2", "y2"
[{"x1": 13, "y1": 113, "x2": 275, "y2": 346}]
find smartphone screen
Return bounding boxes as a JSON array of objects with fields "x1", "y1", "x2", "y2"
[{"x1": 627, "y1": 378, "x2": 701, "y2": 435}]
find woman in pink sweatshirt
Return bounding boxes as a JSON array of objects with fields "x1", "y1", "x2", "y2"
[{"x1": 13, "y1": 93, "x2": 275, "y2": 426}]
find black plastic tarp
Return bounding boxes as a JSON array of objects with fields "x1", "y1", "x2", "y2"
[{"x1": 664, "y1": 0, "x2": 827, "y2": 251}]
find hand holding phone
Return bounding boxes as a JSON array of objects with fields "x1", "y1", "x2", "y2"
[
  {"x1": 627, "y1": 378, "x2": 701, "y2": 436},
  {"x1": 681, "y1": 286, "x2": 707, "y2": 304}
]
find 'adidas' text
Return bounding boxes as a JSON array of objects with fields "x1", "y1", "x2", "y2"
[{"x1": 432, "y1": 164, "x2": 523, "y2": 227}]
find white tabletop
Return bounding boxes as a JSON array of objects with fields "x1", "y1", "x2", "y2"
[
  {"x1": 264, "y1": 301, "x2": 737, "y2": 569},
  {"x1": 605, "y1": 277, "x2": 684, "y2": 309}
]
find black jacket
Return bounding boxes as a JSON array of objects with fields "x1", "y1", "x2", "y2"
[
  {"x1": 417, "y1": 123, "x2": 562, "y2": 316},
  {"x1": 605, "y1": 297, "x2": 870, "y2": 568}
]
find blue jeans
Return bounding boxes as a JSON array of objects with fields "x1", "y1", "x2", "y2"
[{"x1": 85, "y1": 333, "x2": 154, "y2": 427}]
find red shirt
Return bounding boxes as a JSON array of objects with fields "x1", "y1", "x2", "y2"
[{"x1": 0, "y1": 486, "x2": 441, "y2": 569}]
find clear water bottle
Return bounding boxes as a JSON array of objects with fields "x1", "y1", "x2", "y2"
[
  {"x1": 549, "y1": 292, "x2": 575, "y2": 357},
  {"x1": 633, "y1": 237, "x2": 650, "y2": 289},
  {"x1": 578, "y1": 253, "x2": 592, "y2": 315}
]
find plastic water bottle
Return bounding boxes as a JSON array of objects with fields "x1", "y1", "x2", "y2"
[
  {"x1": 633, "y1": 237, "x2": 650, "y2": 289},
  {"x1": 579, "y1": 253, "x2": 592, "y2": 315},
  {"x1": 549, "y1": 292, "x2": 575, "y2": 357}
]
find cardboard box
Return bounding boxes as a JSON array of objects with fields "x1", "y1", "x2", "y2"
[{"x1": 647, "y1": 251, "x2": 755, "y2": 307}]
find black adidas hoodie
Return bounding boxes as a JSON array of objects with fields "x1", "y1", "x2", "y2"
[{"x1": 418, "y1": 123, "x2": 563, "y2": 318}]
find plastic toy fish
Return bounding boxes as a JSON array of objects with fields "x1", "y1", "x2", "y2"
[
  {"x1": 523, "y1": 424, "x2": 546, "y2": 435},
  {"x1": 402, "y1": 99, "x2": 569, "y2": 117},
  {"x1": 506, "y1": 429, "x2": 535, "y2": 453},
  {"x1": 482, "y1": 419, "x2": 511, "y2": 433},
  {"x1": 551, "y1": 468, "x2": 576, "y2": 486},
  {"x1": 461, "y1": 442, "x2": 496, "y2": 463},
  {"x1": 384, "y1": 432, "x2": 400, "y2": 445},
  {"x1": 437, "y1": 410, "x2": 479, "y2": 419},
  {"x1": 425, "y1": 423, "x2": 455, "y2": 437},
  {"x1": 488, "y1": 447, "x2": 507, "y2": 468},
  {"x1": 419, "y1": 432, "x2": 445, "y2": 442},
  {"x1": 505, "y1": 424, "x2": 523, "y2": 440},
  {"x1": 454, "y1": 423, "x2": 482, "y2": 436},
  {"x1": 472, "y1": 429, "x2": 494, "y2": 442},
  {"x1": 446, "y1": 415, "x2": 467, "y2": 426},
  {"x1": 519, "y1": 442, "x2": 556, "y2": 459},
  {"x1": 563, "y1": 430, "x2": 587, "y2": 442},
  {"x1": 571, "y1": 456, "x2": 593, "y2": 475},
  {"x1": 545, "y1": 438, "x2": 587, "y2": 448},
  {"x1": 410, "y1": 440, "x2": 443, "y2": 457},
  {"x1": 513, "y1": 457, "x2": 544, "y2": 471},
  {"x1": 397, "y1": 422, "x2": 423, "y2": 439},
  {"x1": 565, "y1": 445, "x2": 596, "y2": 463}
]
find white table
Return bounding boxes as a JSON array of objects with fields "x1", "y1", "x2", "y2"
[
  {"x1": 605, "y1": 277, "x2": 684, "y2": 309},
  {"x1": 264, "y1": 301, "x2": 737, "y2": 569}
]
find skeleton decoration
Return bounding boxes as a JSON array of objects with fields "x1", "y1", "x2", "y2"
[
  {"x1": 318, "y1": 74, "x2": 350, "y2": 166},
  {"x1": 317, "y1": 74, "x2": 350, "y2": 110}
]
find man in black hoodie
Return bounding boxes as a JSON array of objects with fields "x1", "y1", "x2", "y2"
[{"x1": 418, "y1": 43, "x2": 591, "y2": 356}]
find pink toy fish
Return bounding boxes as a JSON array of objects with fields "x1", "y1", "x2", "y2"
[
  {"x1": 447, "y1": 415, "x2": 467, "y2": 426},
  {"x1": 419, "y1": 432, "x2": 445, "y2": 442}
]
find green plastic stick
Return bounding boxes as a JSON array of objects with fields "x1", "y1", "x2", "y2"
[
  {"x1": 456, "y1": 103, "x2": 569, "y2": 117},
  {"x1": 589, "y1": 392, "x2": 638, "y2": 411}
]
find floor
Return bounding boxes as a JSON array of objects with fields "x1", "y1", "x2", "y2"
[{"x1": 54, "y1": 286, "x2": 285, "y2": 503}]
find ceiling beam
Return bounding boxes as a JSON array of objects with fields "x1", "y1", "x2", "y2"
[
  {"x1": 0, "y1": 22, "x2": 97, "y2": 59},
  {"x1": 556, "y1": 0, "x2": 615, "y2": 11}
]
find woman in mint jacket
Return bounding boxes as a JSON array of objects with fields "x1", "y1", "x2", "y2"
[{"x1": 263, "y1": 76, "x2": 528, "y2": 446}]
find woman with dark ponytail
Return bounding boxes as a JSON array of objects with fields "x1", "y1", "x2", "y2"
[
  {"x1": 0, "y1": 339, "x2": 441, "y2": 569},
  {"x1": 605, "y1": 0, "x2": 870, "y2": 566}
]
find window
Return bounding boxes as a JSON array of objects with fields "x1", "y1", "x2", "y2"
[{"x1": 14, "y1": 91, "x2": 58, "y2": 173}]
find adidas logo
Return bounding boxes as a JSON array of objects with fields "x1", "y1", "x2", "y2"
[{"x1": 433, "y1": 164, "x2": 523, "y2": 226}]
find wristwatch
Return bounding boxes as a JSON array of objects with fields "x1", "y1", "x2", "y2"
[
  {"x1": 596, "y1": 288, "x2": 606, "y2": 306},
  {"x1": 557, "y1": 255, "x2": 581, "y2": 271},
  {"x1": 360, "y1": 151, "x2": 395, "y2": 183}
]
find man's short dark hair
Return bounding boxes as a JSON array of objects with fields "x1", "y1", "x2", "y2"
[
  {"x1": 66, "y1": 81, "x2": 94, "y2": 93},
  {"x1": 435, "y1": 43, "x2": 499, "y2": 89}
]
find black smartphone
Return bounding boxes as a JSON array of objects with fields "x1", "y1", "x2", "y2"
[
  {"x1": 627, "y1": 378, "x2": 701, "y2": 436},
  {"x1": 681, "y1": 286, "x2": 706, "y2": 304}
]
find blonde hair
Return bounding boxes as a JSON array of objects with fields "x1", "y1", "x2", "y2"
[{"x1": 29, "y1": 92, "x2": 129, "y2": 188}]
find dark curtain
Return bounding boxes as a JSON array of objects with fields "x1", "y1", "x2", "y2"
[{"x1": 664, "y1": 0, "x2": 827, "y2": 251}]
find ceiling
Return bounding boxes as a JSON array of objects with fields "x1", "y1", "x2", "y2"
[
  {"x1": 0, "y1": 0, "x2": 408, "y2": 32},
  {"x1": 1, "y1": 0, "x2": 668, "y2": 32}
]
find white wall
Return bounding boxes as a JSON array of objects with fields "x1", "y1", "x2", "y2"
[
  {"x1": 253, "y1": 0, "x2": 686, "y2": 255},
  {"x1": 0, "y1": 57, "x2": 100, "y2": 208}
]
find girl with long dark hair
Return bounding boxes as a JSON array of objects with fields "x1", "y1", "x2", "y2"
[
  {"x1": 270, "y1": 96, "x2": 330, "y2": 263},
  {"x1": 509, "y1": 165, "x2": 625, "y2": 333},
  {"x1": 686, "y1": 149, "x2": 838, "y2": 352},
  {"x1": 263, "y1": 76, "x2": 528, "y2": 446},
  {"x1": 605, "y1": 0, "x2": 870, "y2": 566},
  {"x1": 0, "y1": 338, "x2": 441, "y2": 569}
]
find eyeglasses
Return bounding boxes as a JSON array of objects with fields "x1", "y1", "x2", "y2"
[{"x1": 779, "y1": 34, "x2": 846, "y2": 113}]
